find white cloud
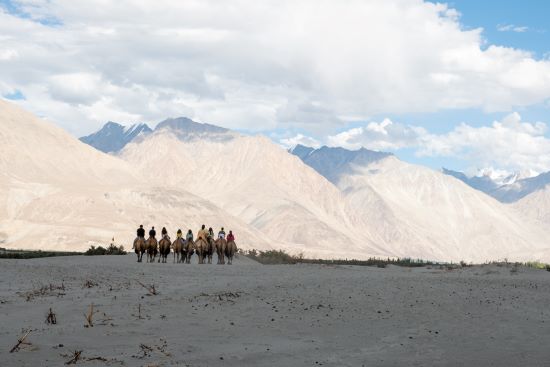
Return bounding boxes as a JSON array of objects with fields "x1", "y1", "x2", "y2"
[
  {"x1": 1, "y1": 1, "x2": 550, "y2": 136},
  {"x1": 497, "y1": 24, "x2": 528, "y2": 33},
  {"x1": 297, "y1": 112, "x2": 550, "y2": 174},
  {"x1": 279, "y1": 133, "x2": 321, "y2": 149},
  {"x1": 418, "y1": 113, "x2": 550, "y2": 173},
  {"x1": 0, "y1": 48, "x2": 18, "y2": 60},
  {"x1": 327, "y1": 119, "x2": 426, "y2": 151}
]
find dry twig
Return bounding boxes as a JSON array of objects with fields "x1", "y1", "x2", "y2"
[
  {"x1": 65, "y1": 350, "x2": 82, "y2": 365},
  {"x1": 46, "y1": 308, "x2": 57, "y2": 325},
  {"x1": 9, "y1": 329, "x2": 32, "y2": 353},
  {"x1": 137, "y1": 281, "x2": 157, "y2": 295},
  {"x1": 84, "y1": 303, "x2": 98, "y2": 327}
]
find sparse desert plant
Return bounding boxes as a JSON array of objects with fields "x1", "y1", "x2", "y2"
[{"x1": 243, "y1": 249, "x2": 437, "y2": 267}]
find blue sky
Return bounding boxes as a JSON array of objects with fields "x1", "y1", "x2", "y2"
[{"x1": 1, "y1": 0, "x2": 550, "y2": 175}]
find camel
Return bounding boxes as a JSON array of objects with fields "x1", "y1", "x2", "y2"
[
  {"x1": 132, "y1": 237, "x2": 146, "y2": 262},
  {"x1": 195, "y1": 238, "x2": 208, "y2": 264},
  {"x1": 225, "y1": 240, "x2": 237, "y2": 265},
  {"x1": 158, "y1": 236, "x2": 171, "y2": 263},
  {"x1": 172, "y1": 237, "x2": 185, "y2": 263},
  {"x1": 184, "y1": 239, "x2": 195, "y2": 264},
  {"x1": 146, "y1": 236, "x2": 158, "y2": 263},
  {"x1": 215, "y1": 238, "x2": 227, "y2": 264}
]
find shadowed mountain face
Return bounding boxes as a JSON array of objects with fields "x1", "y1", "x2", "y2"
[
  {"x1": 81, "y1": 117, "x2": 233, "y2": 153},
  {"x1": 79, "y1": 121, "x2": 152, "y2": 153},
  {"x1": 442, "y1": 168, "x2": 500, "y2": 195},
  {"x1": 289, "y1": 144, "x2": 393, "y2": 184}
]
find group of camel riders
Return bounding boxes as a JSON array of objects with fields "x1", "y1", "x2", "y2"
[
  {"x1": 136, "y1": 224, "x2": 235, "y2": 243},
  {"x1": 133, "y1": 224, "x2": 237, "y2": 264}
]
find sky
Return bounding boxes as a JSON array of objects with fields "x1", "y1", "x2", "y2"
[{"x1": 1, "y1": 0, "x2": 549, "y2": 176}]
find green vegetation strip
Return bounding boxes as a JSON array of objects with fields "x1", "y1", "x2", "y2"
[
  {"x1": 242, "y1": 249, "x2": 433, "y2": 267},
  {"x1": 0, "y1": 244, "x2": 127, "y2": 259},
  {"x1": 242, "y1": 249, "x2": 550, "y2": 270},
  {"x1": 0, "y1": 249, "x2": 83, "y2": 259}
]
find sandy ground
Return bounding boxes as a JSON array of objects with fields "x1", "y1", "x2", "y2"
[{"x1": 1, "y1": 255, "x2": 550, "y2": 366}]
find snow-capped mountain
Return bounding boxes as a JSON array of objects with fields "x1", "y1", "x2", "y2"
[
  {"x1": 492, "y1": 171, "x2": 550, "y2": 203},
  {"x1": 80, "y1": 121, "x2": 152, "y2": 153},
  {"x1": 289, "y1": 144, "x2": 392, "y2": 184},
  {"x1": 441, "y1": 167, "x2": 542, "y2": 202},
  {"x1": 338, "y1": 157, "x2": 550, "y2": 262},
  {"x1": 441, "y1": 168, "x2": 500, "y2": 195}
]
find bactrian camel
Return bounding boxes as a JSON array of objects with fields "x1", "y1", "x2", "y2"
[
  {"x1": 195, "y1": 238, "x2": 208, "y2": 264},
  {"x1": 215, "y1": 238, "x2": 227, "y2": 264},
  {"x1": 184, "y1": 239, "x2": 195, "y2": 264},
  {"x1": 133, "y1": 237, "x2": 146, "y2": 262},
  {"x1": 172, "y1": 237, "x2": 186, "y2": 263},
  {"x1": 146, "y1": 236, "x2": 158, "y2": 263},
  {"x1": 225, "y1": 240, "x2": 237, "y2": 265},
  {"x1": 158, "y1": 236, "x2": 171, "y2": 263}
]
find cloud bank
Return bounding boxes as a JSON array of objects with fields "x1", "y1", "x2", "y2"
[{"x1": 1, "y1": 0, "x2": 550, "y2": 137}]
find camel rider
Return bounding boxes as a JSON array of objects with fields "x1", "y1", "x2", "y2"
[
  {"x1": 208, "y1": 227, "x2": 214, "y2": 240},
  {"x1": 186, "y1": 229, "x2": 194, "y2": 242},
  {"x1": 197, "y1": 225, "x2": 208, "y2": 241},
  {"x1": 176, "y1": 229, "x2": 182, "y2": 238},
  {"x1": 161, "y1": 227, "x2": 169, "y2": 240},
  {"x1": 137, "y1": 225, "x2": 145, "y2": 239},
  {"x1": 218, "y1": 227, "x2": 226, "y2": 239},
  {"x1": 149, "y1": 226, "x2": 156, "y2": 238},
  {"x1": 227, "y1": 230, "x2": 235, "y2": 242}
]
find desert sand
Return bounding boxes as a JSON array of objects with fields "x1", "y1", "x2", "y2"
[{"x1": 1, "y1": 255, "x2": 550, "y2": 366}]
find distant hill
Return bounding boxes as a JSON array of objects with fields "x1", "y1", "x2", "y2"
[
  {"x1": 79, "y1": 121, "x2": 152, "y2": 153},
  {"x1": 289, "y1": 144, "x2": 392, "y2": 184}
]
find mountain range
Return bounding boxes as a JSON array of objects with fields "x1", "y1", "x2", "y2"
[
  {"x1": 442, "y1": 168, "x2": 550, "y2": 203},
  {"x1": 2, "y1": 99, "x2": 550, "y2": 262}
]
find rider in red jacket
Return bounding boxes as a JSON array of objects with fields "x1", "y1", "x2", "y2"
[{"x1": 226, "y1": 230, "x2": 235, "y2": 242}]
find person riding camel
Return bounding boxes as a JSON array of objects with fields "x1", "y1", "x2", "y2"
[
  {"x1": 218, "y1": 227, "x2": 226, "y2": 239},
  {"x1": 208, "y1": 227, "x2": 214, "y2": 240},
  {"x1": 227, "y1": 230, "x2": 235, "y2": 242},
  {"x1": 137, "y1": 224, "x2": 145, "y2": 239},
  {"x1": 186, "y1": 229, "x2": 194, "y2": 241},
  {"x1": 149, "y1": 226, "x2": 156, "y2": 238},
  {"x1": 161, "y1": 227, "x2": 169, "y2": 240},
  {"x1": 197, "y1": 225, "x2": 208, "y2": 241},
  {"x1": 176, "y1": 229, "x2": 182, "y2": 238}
]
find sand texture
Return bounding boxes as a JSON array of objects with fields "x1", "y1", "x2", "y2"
[{"x1": 1, "y1": 255, "x2": 550, "y2": 366}]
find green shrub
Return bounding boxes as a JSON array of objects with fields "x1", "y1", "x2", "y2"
[
  {"x1": 84, "y1": 244, "x2": 127, "y2": 256},
  {"x1": 0, "y1": 249, "x2": 81, "y2": 259},
  {"x1": 244, "y1": 249, "x2": 297, "y2": 264}
]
